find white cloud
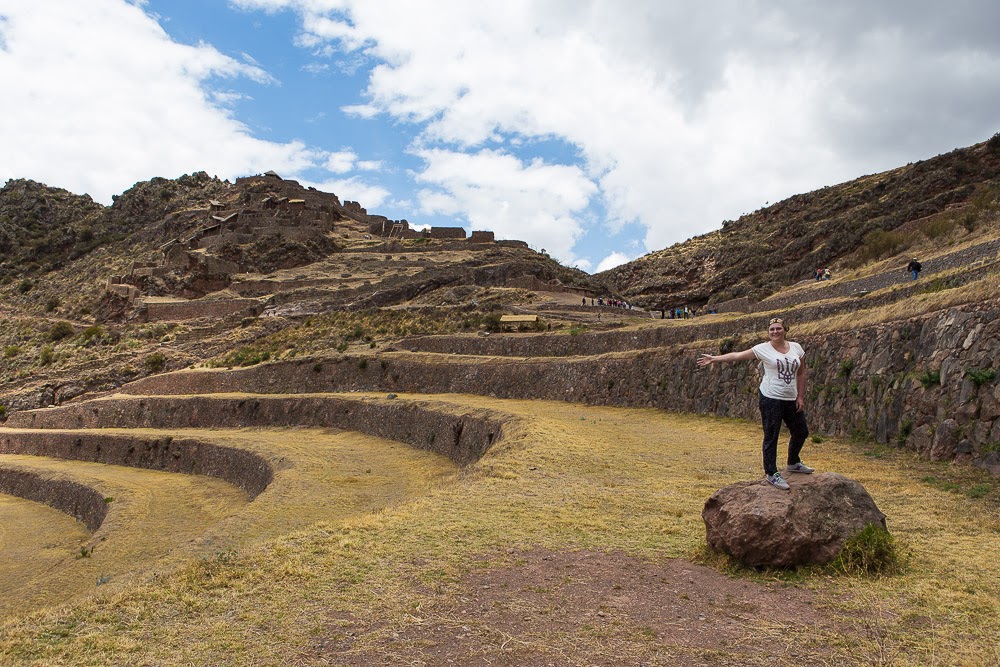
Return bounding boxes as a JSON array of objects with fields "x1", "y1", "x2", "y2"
[
  {"x1": 325, "y1": 149, "x2": 357, "y2": 173},
  {"x1": 0, "y1": 0, "x2": 322, "y2": 203},
  {"x1": 595, "y1": 252, "x2": 632, "y2": 273},
  {"x1": 413, "y1": 148, "x2": 596, "y2": 263},
  {"x1": 302, "y1": 175, "x2": 391, "y2": 209},
  {"x1": 232, "y1": 0, "x2": 1000, "y2": 259},
  {"x1": 356, "y1": 159, "x2": 383, "y2": 171}
]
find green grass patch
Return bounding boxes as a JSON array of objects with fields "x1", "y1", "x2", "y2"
[{"x1": 829, "y1": 524, "x2": 905, "y2": 576}]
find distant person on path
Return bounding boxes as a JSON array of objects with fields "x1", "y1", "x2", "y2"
[
  {"x1": 907, "y1": 258, "x2": 922, "y2": 280},
  {"x1": 823, "y1": 267, "x2": 831, "y2": 281},
  {"x1": 815, "y1": 267, "x2": 823, "y2": 281},
  {"x1": 696, "y1": 317, "x2": 813, "y2": 491}
]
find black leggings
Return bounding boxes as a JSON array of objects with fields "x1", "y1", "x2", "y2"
[{"x1": 759, "y1": 391, "x2": 809, "y2": 476}]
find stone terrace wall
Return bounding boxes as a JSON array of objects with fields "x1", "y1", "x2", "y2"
[
  {"x1": 121, "y1": 300, "x2": 1000, "y2": 473},
  {"x1": 0, "y1": 431, "x2": 273, "y2": 498},
  {"x1": 140, "y1": 298, "x2": 263, "y2": 322},
  {"x1": 0, "y1": 467, "x2": 109, "y2": 531},
  {"x1": 754, "y1": 239, "x2": 1000, "y2": 312},
  {"x1": 8, "y1": 397, "x2": 504, "y2": 466}
]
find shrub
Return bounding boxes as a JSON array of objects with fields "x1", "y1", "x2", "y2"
[
  {"x1": 855, "y1": 229, "x2": 909, "y2": 264},
  {"x1": 917, "y1": 369, "x2": 940, "y2": 388},
  {"x1": 80, "y1": 325, "x2": 105, "y2": 344},
  {"x1": 830, "y1": 524, "x2": 904, "y2": 576},
  {"x1": 482, "y1": 313, "x2": 502, "y2": 333},
  {"x1": 48, "y1": 321, "x2": 74, "y2": 342},
  {"x1": 3, "y1": 345, "x2": 19, "y2": 359},
  {"x1": 964, "y1": 368, "x2": 996, "y2": 387},
  {"x1": 44, "y1": 296, "x2": 61, "y2": 313},
  {"x1": 988, "y1": 132, "x2": 1000, "y2": 154},
  {"x1": 0, "y1": 405, "x2": 6, "y2": 420},
  {"x1": 920, "y1": 216, "x2": 957, "y2": 240},
  {"x1": 896, "y1": 418, "x2": 913, "y2": 446},
  {"x1": 838, "y1": 359, "x2": 855, "y2": 378},
  {"x1": 718, "y1": 337, "x2": 738, "y2": 355},
  {"x1": 17, "y1": 279, "x2": 33, "y2": 293},
  {"x1": 39, "y1": 345, "x2": 54, "y2": 365},
  {"x1": 357, "y1": 359, "x2": 368, "y2": 370},
  {"x1": 144, "y1": 352, "x2": 166, "y2": 373}
]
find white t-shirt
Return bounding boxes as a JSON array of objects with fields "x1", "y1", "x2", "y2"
[{"x1": 753, "y1": 341, "x2": 805, "y2": 401}]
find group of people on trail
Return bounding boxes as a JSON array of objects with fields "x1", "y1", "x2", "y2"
[
  {"x1": 582, "y1": 297, "x2": 633, "y2": 310},
  {"x1": 697, "y1": 317, "x2": 814, "y2": 491},
  {"x1": 668, "y1": 306, "x2": 693, "y2": 319},
  {"x1": 814, "y1": 267, "x2": 831, "y2": 281}
]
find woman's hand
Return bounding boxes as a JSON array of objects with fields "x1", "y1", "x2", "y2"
[{"x1": 697, "y1": 354, "x2": 715, "y2": 367}]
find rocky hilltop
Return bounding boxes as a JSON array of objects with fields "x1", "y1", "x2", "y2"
[{"x1": 600, "y1": 134, "x2": 1000, "y2": 308}]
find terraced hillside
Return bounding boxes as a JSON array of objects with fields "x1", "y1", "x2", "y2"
[
  {"x1": 1, "y1": 216, "x2": 999, "y2": 663},
  {"x1": 2, "y1": 143, "x2": 1000, "y2": 664}
]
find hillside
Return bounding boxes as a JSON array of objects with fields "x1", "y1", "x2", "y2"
[
  {"x1": 0, "y1": 171, "x2": 602, "y2": 412},
  {"x1": 1, "y1": 142, "x2": 999, "y2": 665},
  {"x1": 599, "y1": 134, "x2": 1000, "y2": 308}
]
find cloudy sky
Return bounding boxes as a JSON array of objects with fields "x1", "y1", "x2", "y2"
[{"x1": 1, "y1": 1, "x2": 998, "y2": 273}]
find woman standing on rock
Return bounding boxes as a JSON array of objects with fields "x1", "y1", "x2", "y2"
[{"x1": 696, "y1": 317, "x2": 814, "y2": 490}]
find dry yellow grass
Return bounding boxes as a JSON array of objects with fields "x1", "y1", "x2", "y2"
[
  {"x1": 0, "y1": 425, "x2": 456, "y2": 619},
  {"x1": 0, "y1": 394, "x2": 996, "y2": 665}
]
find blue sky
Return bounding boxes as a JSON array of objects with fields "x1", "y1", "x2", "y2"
[{"x1": 2, "y1": 1, "x2": 999, "y2": 273}]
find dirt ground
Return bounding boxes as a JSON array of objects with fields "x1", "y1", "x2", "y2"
[{"x1": 312, "y1": 548, "x2": 854, "y2": 666}]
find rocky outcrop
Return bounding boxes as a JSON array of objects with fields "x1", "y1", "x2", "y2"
[{"x1": 702, "y1": 473, "x2": 888, "y2": 567}]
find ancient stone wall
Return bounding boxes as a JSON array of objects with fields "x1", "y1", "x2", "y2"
[
  {"x1": 120, "y1": 301, "x2": 1000, "y2": 473},
  {"x1": 139, "y1": 298, "x2": 261, "y2": 322},
  {"x1": 0, "y1": 467, "x2": 109, "y2": 531},
  {"x1": 0, "y1": 431, "x2": 273, "y2": 498},
  {"x1": 8, "y1": 396, "x2": 505, "y2": 466},
  {"x1": 429, "y1": 227, "x2": 467, "y2": 239},
  {"x1": 469, "y1": 231, "x2": 496, "y2": 243}
]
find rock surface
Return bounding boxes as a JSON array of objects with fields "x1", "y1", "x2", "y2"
[{"x1": 702, "y1": 472, "x2": 888, "y2": 568}]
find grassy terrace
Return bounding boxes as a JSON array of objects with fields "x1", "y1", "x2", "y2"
[{"x1": 0, "y1": 395, "x2": 997, "y2": 665}]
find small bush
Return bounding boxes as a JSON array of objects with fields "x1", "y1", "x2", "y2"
[
  {"x1": 48, "y1": 321, "x2": 75, "y2": 342},
  {"x1": 17, "y1": 279, "x2": 33, "y2": 294},
  {"x1": 830, "y1": 524, "x2": 903, "y2": 576},
  {"x1": 39, "y1": 345, "x2": 54, "y2": 365},
  {"x1": 80, "y1": 325, "x2": 105, "y2": 344},
  {"x1": 358, "y1": 359, "x2": 368, "y2": 370},
  {"x1": 811, "y1": 434, "x2": 825, "y2": 443},
  {"x1": 854, "y1": 229, "x2": 910, "y2": 265},
  {"x1": 44, "y1": 296, "x2": 61, "y2": 312},
  {"x1": 3, "y1": 345, "x2": 20, "y2": 359},
  {"x1": 482, "y1": 313, "x2": 502, "y2": 333},
  {"x1": 964, "y1": 367, "x2": 997, "y2": 387},
  {"x1": 917, "y1": 369, "x2": 940, "y2": 388},
  {"x1": 988, "y1": 132, "x2": 1000, "y2": 154},
  {"x1": 919, "y1": 216, "x2": 957, "y2": 240},
  {"x1": 0, "y1": 405, "x2": 6, "y2": 420},
  {"x1": 896, "y1": 418, "x2": 913, "y2": 446},
  {"x1": 144, "y1": 352, "x2": 166, "y2": 373},
  {"x1": 718, "y1": 337, "x2": 738, "y2": 355},
  {"x1": 838, "y1": 359, "x2": 855, "y2": 378}
]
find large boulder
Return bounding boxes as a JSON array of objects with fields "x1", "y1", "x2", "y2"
[{"x1": 702, "y1": 472, "x2": 887, "y2": 567}]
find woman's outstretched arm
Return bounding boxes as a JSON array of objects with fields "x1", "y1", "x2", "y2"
[{"x1": 697, "y1": 348, "x2": 756, "y2": 367}]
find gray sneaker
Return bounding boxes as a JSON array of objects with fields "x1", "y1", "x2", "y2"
[
  {"x1": 786, "y1": 462, "x2": 815, "y2": 474},
  {"x1": 766, "y1": 472, "x2": 790, "y2": 490}
]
